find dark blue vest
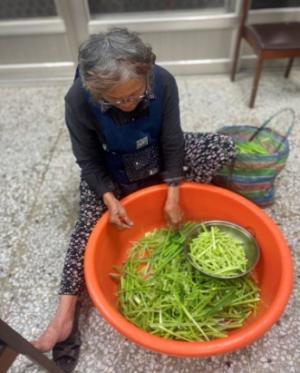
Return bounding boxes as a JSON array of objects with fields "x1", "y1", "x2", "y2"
[{"x1": 77, "y1": 66, "x2": 163, "y2": 192}]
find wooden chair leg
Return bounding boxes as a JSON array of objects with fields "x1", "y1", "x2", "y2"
[
  {"x1": 230, "y1": 32, "x2": 243, "y2": 82},
  {"x1": 284, "y1": 57, "x2": 294, "y2": 78},
  {"x1": 0, "y1": 319, "x2": 63, "y2": 373},
  {"x1": 249, "y1": 56, "x2": 264, "y2": 108},
  {"x1": 0, "y1": 340, "x2": 18, "y2": 372}
]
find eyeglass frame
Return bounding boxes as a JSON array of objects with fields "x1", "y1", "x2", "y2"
[{"x1": 99, "y1": 88, "x2": 149, "y2": 107}]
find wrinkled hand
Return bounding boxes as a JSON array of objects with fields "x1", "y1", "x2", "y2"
[
  {"x1": 103, "y1": 192, "x2": 133, "y2": 229},
  {"x1": 164, "y1": 185, "x2": 184, "y2": 228}
]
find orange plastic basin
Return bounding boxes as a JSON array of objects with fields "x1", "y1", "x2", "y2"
[{"x1": 84, "y1": 182, "x2": 293, "y2": 357}]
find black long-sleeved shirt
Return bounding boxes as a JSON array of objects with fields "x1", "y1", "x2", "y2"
[{"x1": 64, "y1": 65, "x2": 185, "y2": 198}]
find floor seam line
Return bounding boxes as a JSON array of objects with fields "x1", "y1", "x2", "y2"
[{"x1": 1, "y1": 125, "x2": 64, "y2": 297}]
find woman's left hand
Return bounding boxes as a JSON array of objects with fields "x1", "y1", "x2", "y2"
[{"x1": 164, "y1": 185, "x2": 184, "y2": 228}]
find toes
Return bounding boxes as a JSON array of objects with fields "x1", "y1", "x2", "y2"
[
  {"x1": 31, "y1": 330, "x2": 57, "y2": 352},
  {"x1": 32, "y1": 321, "x2": 74, "y2": 353},
  {"x1": 31, "y1": 340, "x2": 39, "y2": 349},
  {"x1": 32, "y1": 339, "x2": 51, "y2": 352}
]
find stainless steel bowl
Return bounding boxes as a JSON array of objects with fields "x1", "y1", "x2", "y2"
[{"x1": 184, "y1": 220, "x2": 260, "y2": 279}]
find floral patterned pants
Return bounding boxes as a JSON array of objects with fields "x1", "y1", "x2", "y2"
[{"x1": 59, "y1": 132, "x2": 235, "y2": 295}]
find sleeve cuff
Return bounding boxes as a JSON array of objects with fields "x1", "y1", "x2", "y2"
[
  {"x1": 82, "y1": 173, "x2": 115, "y2": 199},
  {"x1": 162, "y1": 167, "x2": 184, "y2": 184}
]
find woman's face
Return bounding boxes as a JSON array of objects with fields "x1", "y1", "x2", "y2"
[{"x1": 102, "y1": 79, "x2": 146, "y2": 112}]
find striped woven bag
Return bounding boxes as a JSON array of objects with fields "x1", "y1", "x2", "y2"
[{"x1": 213, "y1": 108, "x2": 295, "y2": 207}]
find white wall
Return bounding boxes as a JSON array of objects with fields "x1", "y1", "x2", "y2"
[{"x1": 1, "y1": 0, "x2": 300, "y2": 82}]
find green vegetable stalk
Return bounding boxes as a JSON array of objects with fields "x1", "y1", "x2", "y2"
[
  {"x1": 189, "y1": 225, "x2": 248, "y2": 277},
  {"x1": 236, "y1": 141, "x2": 269, "y2": 155},
  {"x1": 114, "y1": 224, "x2": 260, "y2": 342}
]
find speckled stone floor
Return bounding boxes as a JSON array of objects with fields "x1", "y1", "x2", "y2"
[{"x1": 1, "y1": 69, "x2": 299, "y2": 373}]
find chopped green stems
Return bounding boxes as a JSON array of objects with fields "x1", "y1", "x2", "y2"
[
  {"x1": 189, "y1": 226, "x2": 248, "y2": 277},
  {"x1": 236, "y1": 141, "x2": 269, "y2": 155},
  {"x1": 114, "y1": 224, "x2": 260, "y2": 342}
]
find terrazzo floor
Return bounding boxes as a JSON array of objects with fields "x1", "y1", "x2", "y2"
[{"x1": 0, "y1": 68, "x2": 299, "y2": 373}]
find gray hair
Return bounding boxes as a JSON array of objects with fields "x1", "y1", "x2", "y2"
[{"x1": 78, "y1": 27, "x2": 156, "y2": 99}]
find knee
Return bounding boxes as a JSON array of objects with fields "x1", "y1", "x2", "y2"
[{"x1": 218, "y1": 134, "x2": 236, "y2": 163}]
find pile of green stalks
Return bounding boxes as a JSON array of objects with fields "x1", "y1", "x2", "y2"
[
  {"x1": 189, "y1": 225, "x2": 248, "y2": 277},
  {"x1": 236, "y1": 141, "x2": 269, "y2": 155},
  {"x1": 114, "y1": 224, "x2": 260, "y2": 342}
]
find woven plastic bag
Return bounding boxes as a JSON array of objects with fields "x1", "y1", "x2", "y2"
[{"x1": 213, "y1": 108, "x2": 295, "y2": 207}]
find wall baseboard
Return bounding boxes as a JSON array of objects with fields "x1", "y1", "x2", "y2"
[{"x1": 0, "y1": 62, "x2": 75, "y2": 85}]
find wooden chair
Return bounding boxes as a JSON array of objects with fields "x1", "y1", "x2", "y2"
[
  {"x1": 231, "y1": 0, "x2": 300, "y2": 108},
  {"x1": 0, "y1": 318, "x2": 63, "y2": 373}
]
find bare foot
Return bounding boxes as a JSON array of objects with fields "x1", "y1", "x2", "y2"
[
  {"x1": 32, "y1": 317, "x2": 74, "y2": 352},
  {"x1": 32, "y1": 295, "x2": 78, "y2": 352}
]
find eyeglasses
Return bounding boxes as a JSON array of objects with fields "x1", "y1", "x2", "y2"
[{"x1": 100, "y1": 90, "x2": 148, "y2": 107}]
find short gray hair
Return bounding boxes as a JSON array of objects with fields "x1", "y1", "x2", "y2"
[{"x1": 78, "y1": 28, "x2": 156, "y2": 99}]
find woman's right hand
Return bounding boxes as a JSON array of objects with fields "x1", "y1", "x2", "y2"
[{"x1": 103, "y1": 192, "x2": 133, "y2": 229}]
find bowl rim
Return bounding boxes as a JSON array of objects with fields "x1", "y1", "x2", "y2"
[{"x1": 84, "y1": 182, "x2": 293, "y2": 357}]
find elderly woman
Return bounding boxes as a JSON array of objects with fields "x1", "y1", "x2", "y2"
[{"x1": 33, "y1": 28, "x2": 234, "y2": 371}]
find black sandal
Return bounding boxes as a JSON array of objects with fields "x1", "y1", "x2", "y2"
[{"x1": 52, "y1": 302, "x2": 81, "y2": 372}]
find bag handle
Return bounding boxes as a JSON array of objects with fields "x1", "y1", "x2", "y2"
[{"x1": 249, "y1": 108, "x2": 296, "y2": 152}]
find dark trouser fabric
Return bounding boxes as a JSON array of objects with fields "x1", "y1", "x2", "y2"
[{"x1": 59, "y1": 132, "x2": 235, "y2": 295}]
